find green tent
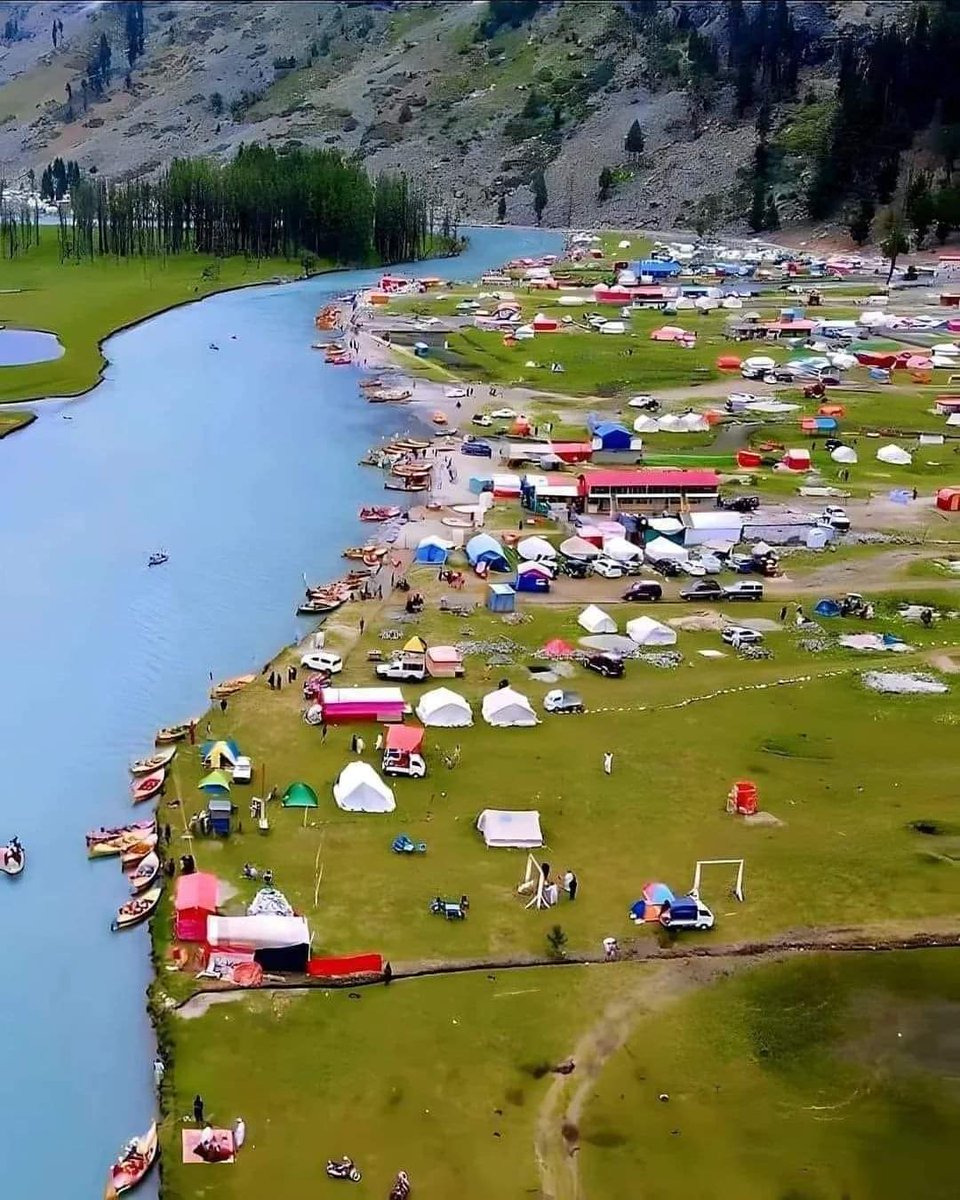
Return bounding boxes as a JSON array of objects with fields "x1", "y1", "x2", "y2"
[
  {"x1": 199, "y1": 769, "x2": 231, "y2": 794},
  {"x1": 282, "y1": 781, "x2": 318, "y2": 809}
]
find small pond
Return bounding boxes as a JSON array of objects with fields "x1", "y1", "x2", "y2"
[{"x1": 0, "y1": 328, "x2": 65, "y2": 366}]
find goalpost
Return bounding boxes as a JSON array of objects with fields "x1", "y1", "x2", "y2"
[
  {"x1": 517, "y1": 853, "x2": 548, "y2": 910},
  {"x1": 692, "y1": 859, "x2": 745, "y2": 903}
]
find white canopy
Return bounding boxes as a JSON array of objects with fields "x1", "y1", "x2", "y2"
[
  {"x1": 206, "y1": 915, "x2": 310, "y2": 950},
  {"x1": 416, "y1": 687, "x2": 473, "y2": 727},
  {"x1": 516, "y1": 559, "x2": 553, "y2": 576},
  {"x1": 626, "y1": 616, "x2": 677, "y2": 646},
  {"x1": 947, "y1": 412, "x2": 960, "y2": 427},
  {"x1": 648, "y1": 516, "x2": 684, "y2": 535},
  {"x1": 560, "y1": 536, "x2": 601, "y2": 560},
  {"x1": 517, "y1": 535, "x2": 557, "y2": 560},
  {"x1": 578, "y1": 604, "x2": 617, "y2": 634},
  {"x1": 743, "y1": 355, "x2": 776, "y2": 370},
  {"x1": 876, "y1": 443, "x2": 912, "y2": 465},
  {"x1": 830, "y1": 445, "x2": 858, "y2": 464},
  {"x1": 602, "y1": 535, "x2": 642, "y2": 562},
  {"x1": 679, "y1": 411, "x2": 710, "y2": 432},
  {"x1": 644, "y1": 536, "x2": 688, "y2": 561},
  {"x1": 656, "y1": 413, "x2": 683, "y2": 432},
  {"x1": 686, "y1": 511, "x2": 743, "y2": 545},
  {"x1": 481, "y1": 687, "x2": 538, "y2": 727},
  {"x1": 633, "y1": 414, "x2": 659, "y2": 433},
  {"x1": 476, "y1": 809, "x2": 543, "y2": 848},
  {"x1": 333, "y1": 762, "x2": 396, "y2": 812}
]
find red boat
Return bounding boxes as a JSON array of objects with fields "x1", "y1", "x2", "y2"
[
  {"x1": 358, "y1": 505, "x2": 401, "y2": 522},
  {"x1": 130, "y1": 768, "x2": 165, "y2": 804},
  {"x1": 325, "y1": 352, "x2": 352, "y2": 365},
  {"x1": 105, "y1": 1121, "x2": 158, "y2": 1197}
]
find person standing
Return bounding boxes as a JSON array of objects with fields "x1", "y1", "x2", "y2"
[
  {"x1": 603, "y1": 751, "x2": 613, "y2": 775},
  {"x1": 779, "y1": 606, "x2": 787, "y2": 622},
  {"x1": 350, "y1": 733, "x2": 358, "y2": 753},
  {"x1": 356, "y1": 735, "x2": 365, "y2": 756},
  {"x1": 564, "y1": 869, "x2": 578, "y2": 901},
  {"x1": 153, "y1": 1057, "x2": 165, "y2": 1088},
  {"x1": 193, "y1": 1094, "x2": 205, "y2": 1125},
  {"x1": 359, "y1": 616, "x2": 365, "y2": 636}
]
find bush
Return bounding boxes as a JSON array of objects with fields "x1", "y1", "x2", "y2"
[{"x1": 546, "y1": 924, "x2": 567, "y2": 959}]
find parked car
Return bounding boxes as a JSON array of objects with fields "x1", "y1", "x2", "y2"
[
  {"x1": 695, "y1": 553, "x2": 723, "y2": 574},
  {"x1": 489, "y1": 407, "x2": 517, "y2": 419},
  {"x1": 301, "y1": 651, "x2": 343, "y2": 673},
  {"x1": 376, "y1": 659, "x2": 427, "y2": 682},
  {"x1": 678, "y1": 559, "x2": 707, "y2": 577},
  {"x1": 461, "y1": 438, "x2": 493, "y2": 458},
  {"x1": 232, "y1": 755, "x2": 253, "y2": 784},
  {"x1": 382, "y1": 750, "x2": 427, "y2": 778},
  {"x1": 763, "y1": 368, "x2": 798, "y2": 384},
  {"x1": 585, "y1": 653, "x2": 625, "y2": 678},
  {"x1": 543, "y1": 689, "x2": 585, "y2": 714},
  {"x1": 720, "y1": 494, "x2": 760, "y2": 512},
  {"x1": 622, "y1": 581, "x2": 663, "y2": 602},
  {"x1": 721, "y1": 625, "x2": 764, "y2": 646},
  {"x1": 722, "y1": 580, "x2": 764, "y2": 601},
  {"x1": 558, "y1": 556, "x2": 592, "y2": 579},
  {"x1": 471, "y1": 413, "x2": 492, "y2": 427},
  {"x1": 818, "y1": 504, "x2": 850, "y2": 532},
  {"x1": 592, "y1": 557, "x2": 624, "y2": 580},
  {"x1": 680, "y1": 580, "x2": 724, "y2": 602},
  {"x1": 647, "y1": 557, "x2": 682, "y2": 578},
  {"x1": 728, "y1": 553, "x2": 757, "y2": 574}
]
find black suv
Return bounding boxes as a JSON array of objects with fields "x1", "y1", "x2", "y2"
[
  {"x1": 559, "y1": 557, "x2": 592, "y2": 579},
  {"x1": 622, "y1": 581, "x2": 663, "y2": 602},
  {"x1": 720, "y1": 495, "x2": 760, "y2": 512},
  {"x1": 585, "y1": 653, "x2": 625, "y2": 678},
  {"x1": 679, "y1": 579, "x2": 724, "y2": 602},
  {"x1": 647, "y1": 558, "x2": 682, "y2": 578}
]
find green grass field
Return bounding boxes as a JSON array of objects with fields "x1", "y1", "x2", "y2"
[
  {"x1": 581, "y1": 950, "x2": 960, "y2": 1200},
  {"x1": 0, "y1": 229, "x2": 308, "y2": 404}
]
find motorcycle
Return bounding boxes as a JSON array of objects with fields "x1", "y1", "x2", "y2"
[{"x1": 326, "y1": 1157, "x2": 362, "y2": 1183}]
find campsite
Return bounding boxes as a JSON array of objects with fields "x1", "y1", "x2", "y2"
[{"x1": 140, "y1": 228, "x2": 960, "y2": 1200}]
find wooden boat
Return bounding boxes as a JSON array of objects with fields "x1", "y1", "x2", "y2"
[
  {"x1": 89, "y1": 831, "x2": 154, "y2": 860},
  {"x1": 147, "y1": 552, "x2": 168, "y2": 567},
  {"x1": 343, "y1": 544, "x2": 383, "y2": 560},
  {"x1": 298, "y1": 597, "x2": 345, "y2": 616},
  {"x1": 105, "y1": 1120, "x2": 158, "y2": 1198},
  {"x1": 87, "y1": 819, "x2": 156, "y2": 847},
  {"x1": 392, "y1": 463, "x2": 432, "y2": 478},
  {"x1": 131, "y1": 768, "x2": 165, "y2": 804},
  {"x1": 367, "y1": 387, "x2": 413, "y2": 403},
  {"x1": 111, "y1": 886, "x2": 162, "y2": 932},
  {"x1": 155, "y1": 723, "x2": 189, "y2": 745},
  {"x1": 390, "y1": 437, "x2": 429, "y2": 451},
  {"x1": 385, "y1": 480, "x2": 429, "y2": 492},
  {"x1": 120, "y1": 836, "x2": 159, "y2": 869},
  {"x1": 126, "y1": 850, "x2": 160, "y2": 895},
  {"x1": 0, "y1": 839, "x2": 25, "y2": 877},
  {"x1": 431, "y1": 411, "x2": 448, "y2": 425},
  {"x1": 210, "y1": 673, "x2": 254, "y2": 700},
  {"x1": 129, "y1": 748, "x2": 176, "y2": 776},
  {"x1": 358, "y1": 505, "x2": 401, "y2": 522},
  {"x1": 359, "y1": 377, "x2": 387, "y2": 390},
  {"x1": 325, "y1": 352, "x2": 352, "y2": 365}
]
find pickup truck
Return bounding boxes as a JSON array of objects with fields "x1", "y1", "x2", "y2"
[
  {"x1": 375, "y1": 660, "x2": 427, "y2": 683},
  {"x1": 818, "y1": 505, "x2": 850, "y2": 532}
]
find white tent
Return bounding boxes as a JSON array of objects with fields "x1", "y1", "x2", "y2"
[
  {"x1": 207, "y1": 915, "x2": 310, "y2": 950},
  {"x1": 743, "y1": 355, "x2": 776, "y2": 371},
  {"x1": 517, "y1": 535, "x2": 557, "y2": 561},
  {"x1": 632, "y1": 414, "x2": 659, "y2": 434},
  {"x1": 477, "y1": 809, "x2": 543, "y2": 848},
  {"x1": 416, "y1": 687, "x2": 473, "y2": 727},
  {"x1": 721, "y1": 296, "x2": 743, "y2": 309},
  {"x1": 828, "y1": 352, "x2": 858, "y2": 369},
  {"x1": 648, "y1": 516, "x2": 684, "y2": 536},
  {"x1": 947, "y1": 412, "x2": 960, "y2": 427},
  {"x1": 560, "y1": 536, "x2": 601, "y2": 560},
  {"x1": 685, "y1": 511, "x2": 743, "y2": 545},
  {"x1": 644, "y1": 536, "x2": 688, "y2": 561},
  {"x1": 333, "y1": 762, "x2": 396, "y2": 813},
  {"x1": 679, "y1": 411, "x2": 710, "y2": 432},
  {"x1": 578, "y1": 604, "x2": 617, "y2": 634},
  {"x1": 656, "y1": 413, "x2": 683, "y2": 432},
  {"x1": 876, "y1": 443, "x2": 912, "y2": 466},
  {"x1": 626, "y1": 616, "x2": 677, "y2": 646},
  {"x1": 830, "y1": 445, "x2": 858, "y2": 464},
  {"x1": 602, "y1": 535, "x2": 642, "y2": 562},
  {"x1": 599, "y1": 321, "x2": 626, "y2": 334},
  {"x1": 481, "y1": 687, "x2": 538, "y2": 727}
]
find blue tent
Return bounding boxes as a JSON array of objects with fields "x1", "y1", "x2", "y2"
[
  {"x1": 466, "y1": 533, "x2": 509, "y2": 572},
  {"x1": 414, "y1": 537, "x2": 448, "y2": 565},
  {"x1": 592, "y1": 420, "x2": 632, "y2": 451},
  {"x1": 515, "y1": 572, "x2": 549, "y2": 594},
  {"x1": 635, "y1": 258, "x2": 682, "y2": 278},
  {"x1": 813, "y1": 598, "x2": 841, "y2": 617}
]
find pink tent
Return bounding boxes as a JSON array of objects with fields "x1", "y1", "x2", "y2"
[
  {"x1": 175, "y1": 872, "x2": 219, "y2": 942},
  {"x1": 543, "y1": 638, "x2": 575, "y2": 658}
]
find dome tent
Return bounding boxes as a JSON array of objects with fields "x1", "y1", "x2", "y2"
[
  {"x1": 415, "y1": 688, "x2": 473, "y2": 727},
  {"x1": 626, "y1": 616, "x2": 677, "y2": 646},
  {"x1": 876, "y1": 444, "x2": 912, "y2": 466},
  {"x1": 481, "y1": 686, "x2": 538, "y2": 727},
  {"x1": 578, "y1": 604, "x2": 617, "y2": 634},
  {"x1": 414, "y1": 535, "x2": 451, "y2": 564},
  {"x1": 517, "y1": 535, "x2": 557, "y2": 561},
  {"x1": 830, "y1": 445, "x2": 858, "y2": 465},
  {"x1": 333, "y1": 762, "x2": 395, "y2": 813},
  {"x1": 466, "y1": 533, "x2": 509, "y2": 572}
]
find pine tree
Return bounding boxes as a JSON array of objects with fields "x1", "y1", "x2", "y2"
[
  {"x1": 905, "y1": 173, "x2": 935, "y2": 245},
  {"x1": 847, "y1": 197, "x2": 875, "y2": 246},
  {"x1": 748, "y1": 180, "x2": 766, "y2": 232},
  {"x1": 764, "y1": 192, "x2": 780, "y2": 231},
  {"x1": 874, "y1": 207, "x2": 910, "y2": 283},
  {"x1": 598, "y1": 167, "x2": 614, "y2": 202},
  {"x1": 496, "y1": 193, "x2": 507, "y2": 223},
  {"x1": 624, "y1": 119, "x2": 645, "y2": 158},
  {"x1": 531, "y1": 170, "x2": 547, "y2": 224}
]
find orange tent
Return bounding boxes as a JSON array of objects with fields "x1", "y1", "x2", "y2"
[{"x1": 716, "y1": 354, "x2": 742, "y2": 370}]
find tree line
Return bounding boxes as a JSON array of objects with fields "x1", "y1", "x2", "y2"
[{"x1": 42, "y1": 145, "x2": 435, "y2": 267}]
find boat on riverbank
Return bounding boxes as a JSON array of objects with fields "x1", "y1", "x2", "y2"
[
  {"x1": 210, "y1": 674, "x2": 255, "y2": 700},
  {"x1": 131, "y1": 768, "x2": 165, "y2": 804},
  {"x1": 87, "y1": 819, "x2": 156, "y2": 848},
  {"x1": 129, "y1": 748, "x2": 176, "y2": 776},
  {"x1": 343, "y1": 544, "x2": 386, "y2": 561},
  {"x1": 119, "y1": 836, "x2": 158, "y2": 869},
  {"x1": 359, "y1": 505, "x2": 401, "y2": 522},
  {"x1": 126, "y1": 851, "x2": 160, "y2": 895},
  {"x1": 88, "y1": 828, "x2": 156, "y2": 859},
  {"x1": 155, "y1": 723, "x2": 190, "y2": 744},
  {"x1": 298, "y1": 596, "x2": 345, "y2": 616},
  {"x1": 385, "y1": 479, "x2": 429, "y2": 493},
  {"x1": 111, "y1": 886, "x2": 161, "y2": 932},
  {"x1": 105, "y1": 1120, "x2": 158, "y2": 1198},
  {"x1": 367, "y1": 387, "x2": 413, "y2": 403}
]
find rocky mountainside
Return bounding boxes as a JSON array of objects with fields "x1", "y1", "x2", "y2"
[{"x1": 0, "y1": 0, "x2": 907, "y2": 230}]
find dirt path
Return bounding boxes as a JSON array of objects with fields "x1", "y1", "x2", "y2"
[
  {"x1": 533, "y1": 957, "x2": 755, "y2": 1200},
  {"x1": 770, "y1": 547, "x2": 958, "y2": 593}
]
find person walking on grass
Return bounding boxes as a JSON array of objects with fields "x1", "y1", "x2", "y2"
[
  {"x1": 603, "y1": 751, "x2": 613, "y2": 776},
  {"x1": 194, "y1": 1094, "x2": 205, "y2": 1125},
  {"x1": 564, "y1": 869, "x2": 578, "y2": 901}
]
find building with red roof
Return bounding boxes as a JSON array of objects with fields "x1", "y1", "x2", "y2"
[{"x1": 577, "y1": 469, "x2": 719, "y2": 513}]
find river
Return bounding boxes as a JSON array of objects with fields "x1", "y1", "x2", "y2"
[{"x1": 0, "y1": 225, "x2": 562, "y2": 1197}]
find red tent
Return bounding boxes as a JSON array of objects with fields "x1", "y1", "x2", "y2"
[
  {"x1": 175, "y1": 871, "x2": 219, "y2": 942},
  {"x1": 384, "y1": 724, "x2": 424, "y2": 754},
  {"x1": 716, "y1": 355, "x2": 742, "y2": 370},
  {"x1": 737, "y1": 449, "x2": 762, "y2": 469},
  {"x1": 543, "y1": 638, "x2": 574, "y2": 658},
  {"x1": 936, "y1": 487, "x2": 960, "y2": 512}
]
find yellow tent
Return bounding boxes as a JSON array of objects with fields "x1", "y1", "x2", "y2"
[{"x1": 403, "y1": 636, "x2": 427, "y2": 654}]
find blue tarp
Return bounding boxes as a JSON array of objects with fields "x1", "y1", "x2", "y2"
[
  {"x1": 591, "y1": 420, "x2": 632, "y2": 451},
  {"x1": 467, "y1": 533, "x2": 509, "y2": 572},
  {"x1": 515, "y1": 573, "x2": 549, "y2": 593},
  {"x1": 635, "y1": 258, "x2": 682, "y2": 277}
]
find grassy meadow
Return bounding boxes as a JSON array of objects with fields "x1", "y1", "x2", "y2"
[{"x1": 0, "y1": 229, "x2": 307, "y2": 404}]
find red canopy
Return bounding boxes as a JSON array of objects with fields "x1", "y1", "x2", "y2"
[
  {"x1": 543, "y1": 638, "x2": 574, "y2": 658},
  {"x1": 384, "y1": 724, "x2": 424, "y2": 753},
  {"x1": 175, "y1": 871, "x2": 218, "y2": 913}
]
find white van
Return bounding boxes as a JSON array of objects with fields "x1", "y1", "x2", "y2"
[
  {"x1": 722, "y1": 581, "x2": 764, "y2": 602},
  {"x1": 301, "y1": 650, "x2": 343, "y2": 673}
]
